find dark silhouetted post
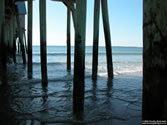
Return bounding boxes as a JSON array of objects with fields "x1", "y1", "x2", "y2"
[
  {"x1": 66, "y1": 8, "x2": 71, "y2": 71},
  {"x1": 5, "y1": 24, "x2": 10, "y2": 58},
  {"x1": 16, "y1": 8, "x2": 26, "y2": 64},
  {"x1": 28, "y1": 0, "x2": 33, "y2": 78},
  {"x1": 73, "y1": 0, "x2": 87, "y2": 113},
  {"x1": 10, "y1": 10, "x2": 15, "y2": 58},
  {"x1": 143, "y1": 0, "x2": 167, "y2": 120},
  {"x1": 92, "y1": 0, "x2": 100, "y2": 80},
  {"x1": 71, "y1": 10, "x2": 76, "y2": 30},
  {"x1": 12, "y1": 11, "x2": 16, "y2": 63},
  {"x1": 9, "y1": 17, "x2": 13, "y2": 57},
  {"x1": 0, "y1": 0, "x2": 7, "y2": 85},
  {"x1": 23, "y1": 31, "x2": 28, "y2": 54},
  {"x1": 11, "y1": 13, "x2": 15, "y2": 58},
  {"x1": 13, "y1": 38, "x2": 16, "y2": 63},
  {"x1": 17, "y1": 41, "x2": 20, "y2": 54},
  {"x1": 101, "y1": 0, "x2": 113, "y2": 79},
  {"x1": 39, "y1": 0, "x2": 48, "y2": 85},
  {"x1": 0, "y1": 0, "x2": 4, "y2": 41},
  {"x1": 0, "y1": 25, "x2": 8, "y2": 86}
]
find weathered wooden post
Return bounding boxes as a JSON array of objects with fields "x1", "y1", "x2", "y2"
[
  {"x1": 16, "y1": 7, "x2": 26, "y2": 64},
  {"x1": 143, "y1": 0, "x2": 167, "y2": 120},
  {"x1": 0, "y1": 0, "x2": 7, "y2": 85},
  {"x1": 0, "y1": 0, "x2": 4, "y2": 42},
  {"x1": 101, "y1": 0, "x2": 113, "y2": 79},
  {"x1": 5, "y1": 24, "x2": 10, "y2": 57},
  {"x1": 39, "y1": 0, "x2": 48, "y2": 85},
  {"x1": 7, "y1": 17, "x2": 12, "y2": 57},
  {"x1": 73, "y1": 0, "x2": 87, "y2": 113},
  {"x1": 66, "y1": 8, "x2": 71, "y2": 71},
  {"x1": 12, "y1": 10, "x2": 16, "y2": 63},
  {"x1": 13, "y1": 38, "x2": 16, "y2": 63},
  {"x1": 23, "y1": 31, "x2": 28, "y2": 54},
  {"x1": 92, "y1": 0, "x2": 100, "y2": 80},
  {"x1": 7, "y1": 7, "x2": 14, "y2": 58},
  {"x1": 0, "y1": 25, "x2": 8, "y2": 86},
  {"x1": 10, "y1": 12, "x2": 14, "y2": 58},
  {"x1": 28, "y1": 0, "x2": 33, "y2": 78}
]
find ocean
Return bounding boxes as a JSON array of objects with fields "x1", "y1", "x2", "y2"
[
  {"x1": 31, "y1": 46, "x2": 142, "y2": 79},
  {"x1": 0, "y1": 46, "x2": 143, "y2": 125}
]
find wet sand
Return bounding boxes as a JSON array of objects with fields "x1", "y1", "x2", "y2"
[{"x1": 0, "y1": 63, "x2": 142, "y2": 125}]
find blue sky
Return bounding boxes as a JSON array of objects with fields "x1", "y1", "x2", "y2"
[{"x1": 25, "y1": 0, "x2": 143, "y2": 47}]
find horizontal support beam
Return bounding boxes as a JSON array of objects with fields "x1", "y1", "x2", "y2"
[{"x1": 15, "y1": 0, "x2": 67, "y2": 1}]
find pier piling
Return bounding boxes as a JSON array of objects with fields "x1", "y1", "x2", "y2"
[
  {"x1": 9, "y1": 16, "x2": 14, "y2": 57},
  {"x1": 39, "y1": 0, "x2": 48, "y2": 85},
  {"x1": 16, "y1": 8, "x2": 26, "y2": 64},
  {"x1": 0, "y1": 0, "x2": 7, "y2": 85},
  {"x1": 101, "y1": 0, "x2": 113, "y2": 79},
  {"x1": 11, "y1": 12, "x2": 15, "y2": 59},
  {"x1": 73, "y1": 0, "x2": 87, "y2": 113},
  {"x1": 13, "y1": 38, "x2": 16, "y2": 63},
  {"x1": 17, "y1": 41, "x2": 20, "y2": 54},
  {"x1": 92, "y1": 0, "x2": 100, "y2": 80},
  {"x1": 23, "y1": 31, "x2": 28, "y2": 54},
  {"x1": 12, "y1": 9, "x2": 16, "y2": 63},
  {"x1": 143, "y1": 0, "x2": 167, "y2": 120},
  {"x1": 28, "y1": 0, "x2": 33, "y2": 78},
  {"x1": 66, "y1": 8, "x2": 71, "y2": 71}
]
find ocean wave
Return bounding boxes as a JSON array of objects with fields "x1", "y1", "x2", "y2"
[{"x1": 32, "y1": 52, "x2": 142, "y2": 56}]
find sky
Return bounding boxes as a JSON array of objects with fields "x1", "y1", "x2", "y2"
[{"x1": 25, "y1": 0, "x2": 143, "y2": 47}]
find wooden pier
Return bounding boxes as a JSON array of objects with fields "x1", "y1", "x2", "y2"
[
  {"x1": 27, "y1": 0, "x2": 33, "y2": 78},
  {"x1": 0, "y1": 0, "x2": 7, "y2": 85},
  {"x1": 40, "y1": 0, "x2": 48, "y2": 85},
  {"x1": 1, "y1": 0, "x2": 167, "y2": 121},
  {"x1": 0, "y1": 0, "x2": 113, "y2": 113}
]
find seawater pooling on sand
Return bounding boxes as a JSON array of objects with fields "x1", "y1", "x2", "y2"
[{"x1": 0, "y1": 46, "x2": 142, "y2": 125}]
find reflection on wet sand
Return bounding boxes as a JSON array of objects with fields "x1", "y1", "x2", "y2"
[{"x1": 0, "y1": 71, "x2": 142, "y2": 125}]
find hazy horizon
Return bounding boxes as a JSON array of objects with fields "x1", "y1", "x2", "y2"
[{"x1": 31, "y1": 45, "x2": 143, "y2": 48}]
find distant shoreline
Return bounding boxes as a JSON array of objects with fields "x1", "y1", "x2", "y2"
[{"x1": 32, "y1": 45, "x2": 143, "y2": 48}]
